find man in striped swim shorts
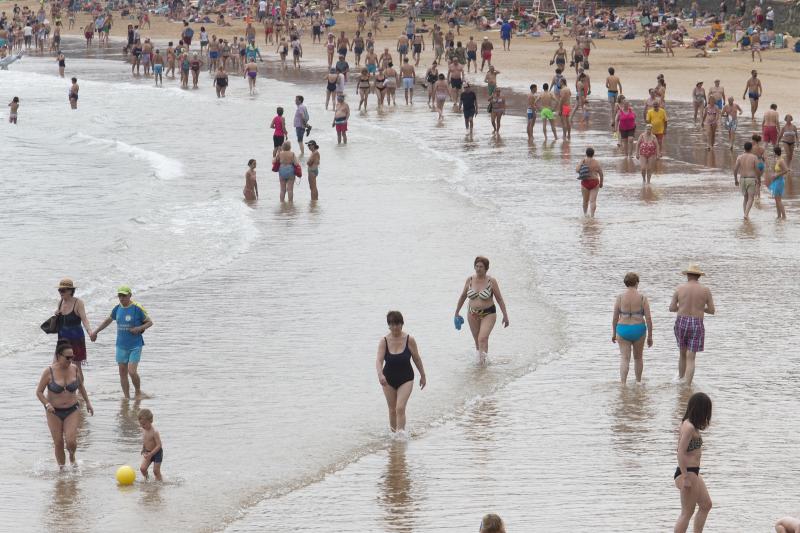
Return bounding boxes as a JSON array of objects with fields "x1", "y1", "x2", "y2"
[{"x1": 669, "y1": 265, "x2": 715, "y2": 385}]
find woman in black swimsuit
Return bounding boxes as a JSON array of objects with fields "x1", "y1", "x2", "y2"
[
  {"x1": 55, "y1": 278, "x2": 93, "y2": 378},
  {"x1": 375, "y1": 311, "x2": 426, "y2": 434},
  {"x1": 36, "y1": 341, "x2": 93, "y2": 467},
  {"x1": 375, "y1": 70, "x2": 387, "y2": 109},
  {"x1": 214, "y1": 65, "x2": 229, "y2": 98}
]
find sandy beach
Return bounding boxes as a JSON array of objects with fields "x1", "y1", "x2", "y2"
[{"x1": 6, "y1": 0, "x2": 800, "y2": 113}]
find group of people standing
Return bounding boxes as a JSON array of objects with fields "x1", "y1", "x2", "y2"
[
  {"x1": 37, "y1": 279, "x2": 155, "y2": 473},
  {"x1": 243, "y1": 96, "x2": 321, "y2": 203}
]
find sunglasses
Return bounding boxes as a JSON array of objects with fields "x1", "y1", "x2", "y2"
[
  {"x1": 117, "y1": 294, "x2": 130, "y2": 298},
  {"x1": 61, "y1": 355, "x2": 74, "y2": 360},
  {"x1": 58, "y1": 288, "x2": 70, "y2": 293}
]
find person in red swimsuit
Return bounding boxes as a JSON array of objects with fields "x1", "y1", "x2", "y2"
[
  {"x1": 576, "y1": 147, "x2": 604, "y2": 217},
  {"x1": 637, "y1": 124, "x2": 661, "y2": 184}
]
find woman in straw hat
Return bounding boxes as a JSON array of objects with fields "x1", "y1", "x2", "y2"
[
  {"x1": 55, "y1": 278, "x2": 93, "y2": 377},
  {"x1": 612, "y1": 272, "x2": 653, "y2": 384}
]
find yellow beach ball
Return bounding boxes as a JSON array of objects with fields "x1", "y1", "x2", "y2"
[{"x1": 116, "y1": 465, "x2": 136, "y2": 486}]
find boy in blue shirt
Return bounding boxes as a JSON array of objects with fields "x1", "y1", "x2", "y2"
[{"x1": 91, "y1": 285, "x2": 153, "y2": 398}]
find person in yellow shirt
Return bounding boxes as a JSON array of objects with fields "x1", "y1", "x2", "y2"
[{"x1": 646, "y1": 101, "x2": 668, "y2": 152}]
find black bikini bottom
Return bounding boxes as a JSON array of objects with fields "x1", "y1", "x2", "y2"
[
  {"x1": 52, "y1": 403, "x2": 80, "y2": 421},
  {"x1": 674, "y1": 466, "x2": 700, "y2": 479}
]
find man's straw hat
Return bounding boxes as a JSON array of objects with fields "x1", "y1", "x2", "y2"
[{"x1": 682, "y1": 264, "x2": 705, "y2": 276}]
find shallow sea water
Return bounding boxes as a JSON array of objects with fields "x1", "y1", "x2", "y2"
[{"x1": 2, "y1": 43, "x2": 799, "y2": 532}]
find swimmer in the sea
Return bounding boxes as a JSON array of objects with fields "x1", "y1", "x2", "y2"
[
  {"x1": 243, "y1": 159, "x2": 258, "y2": 202},
  {"x1": 8, "y1": 96, "x2": 19, "y2": 124},
  {"x1": 305, "y1": 140, "x2": 320, "y2": 200},
  {"x1": 68, "y1": 77, "x2": 79, "y2": 109},
  {"x1": 375, "y1": 310, "x2": 426, "y2": 434}
]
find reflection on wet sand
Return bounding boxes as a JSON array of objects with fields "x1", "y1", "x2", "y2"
[
  {"x1": 117, "y1": 398, "x2": 143, "y2": 446},
  {"x1": 735, "y1": 219, "x2": 759, "y2": 240},
  {"x1": 616, "y1": 158, "x2": 637, "y2": 176},
  {"x1": 278, "y1": 202, "x2": 298, "y2": 217},
  {"x1": 610, "y1": 385, "x2": 656, "y2": 456},
  {"x1": 45, "y1": 476, "x2": 82, "y2": 532},
  {"x1": 139, "y1": 481, "x2": 164, "y2": 508},
  {"x1": 379, "y1": 442, "x2": 414, "y2": 533},
  {"x1": 462, "y1": 398, "x2": 499, "y2": 446},
  {"x1": 639, "y1": 184, "x2": 660, "y2": 203},
  {"x1": 579, "y1": 218, "x2": 603, "y2": 254},
  {"x1": 559, "y1": 139, "x2": 571, "y2": 162},
  {"x1": 672, "y1": 386, "x2": 697, "y2": 427},
  {"x1": 489, "y1": 134, "x2": 506, "y2": 149},
  {"x1": 704, "y1": 150, "x2": 717, "y2": 169}
]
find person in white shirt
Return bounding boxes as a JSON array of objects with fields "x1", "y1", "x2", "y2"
[{"x1": 23, "y1": 24, "x2": 33, "y2": 48}]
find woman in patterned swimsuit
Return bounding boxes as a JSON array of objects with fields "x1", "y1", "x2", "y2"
[{"x1": 637, "y1": 124, "x2": 660, "y2": 184}]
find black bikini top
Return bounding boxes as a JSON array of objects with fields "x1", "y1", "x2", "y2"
[{"x1": 47, "y1": 366, "x2": 80, "y2": 394}]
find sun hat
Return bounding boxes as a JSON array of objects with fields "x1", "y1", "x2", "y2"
[
  {"x1": 682, "y1": 264, "x2": 705, "y2": 276},
  {"x1": 117, "y1": 285, "x2": 133, "y2": 296},
  {"x1": 57, "y1": 278, "x2": 76, "y2": 290}
]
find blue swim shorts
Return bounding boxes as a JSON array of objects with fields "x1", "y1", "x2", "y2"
[{"x1": 116, "y1": 346, "x2": 142, "y2": 365}]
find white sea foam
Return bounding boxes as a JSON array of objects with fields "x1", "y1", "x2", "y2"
[{"x1": 74, "y1": 132, "x2": 184, "y2": 180}]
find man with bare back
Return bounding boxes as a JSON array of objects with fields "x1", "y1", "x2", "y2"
[{"x1": 669, "y1": 265, "x2": 715, "y2": 385}]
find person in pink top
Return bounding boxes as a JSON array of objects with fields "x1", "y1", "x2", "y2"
[
  {"x1": 616, "y1": 99, "x2": 637, "y2": 158},
  {"x1": 270, "y1": 107, "x2": 287, "y2": 157}
]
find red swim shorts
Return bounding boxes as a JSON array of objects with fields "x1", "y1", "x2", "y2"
[
  {"x1": 581, "y1": 178, "x2": 599, "y2": 190},
  {"x1": 763, "y1": 125, "x2": 778, "y2": 144}
]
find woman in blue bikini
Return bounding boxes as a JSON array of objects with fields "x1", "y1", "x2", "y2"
[
  {"x1": 769, "y1": 146, "x2": 788, "y2": 220},
  {"x1": 612, "y1": 272, "x2": 653, "y2": 384}
]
